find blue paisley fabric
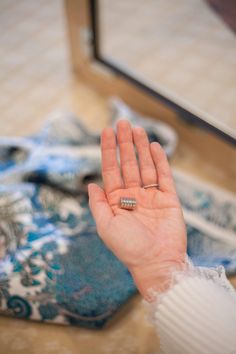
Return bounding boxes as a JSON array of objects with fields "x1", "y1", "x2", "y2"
[
  {"x1": 0, "y1": 107, "x2": 235, "y2": 328},
  {"x1": 0, "y1": 114, "x2": 136, "y2": 328}
]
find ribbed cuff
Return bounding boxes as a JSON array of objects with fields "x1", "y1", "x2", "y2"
[{"x1": 154, "y1": 268, "x2": 236, "y2": 354}]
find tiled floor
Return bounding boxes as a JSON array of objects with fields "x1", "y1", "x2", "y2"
[{"x1": 0, "y1": 0, "x2": 108, "y2": 136}]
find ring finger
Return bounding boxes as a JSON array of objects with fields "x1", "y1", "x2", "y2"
[{"x1": 133, "y1": 126, "x2": 158, "y2": 187}]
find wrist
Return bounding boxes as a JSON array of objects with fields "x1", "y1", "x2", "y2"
[{"x1": 130, "y1": 257, "x2": 188, "y2": 301}]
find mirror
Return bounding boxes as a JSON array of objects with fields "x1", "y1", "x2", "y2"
[{"x1": 97, "y1": 0, "x2": 236, "y2": 143}]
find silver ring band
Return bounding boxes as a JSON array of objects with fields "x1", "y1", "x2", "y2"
[
  {"x1": 120, "y1": 197, "x2": 137, "y2": 210},
  {"x1": 143, "y1": 183, "x2": 159, "y2": 189}
]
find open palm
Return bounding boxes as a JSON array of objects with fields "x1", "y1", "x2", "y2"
[{"x1": 88, "y1": 120, "x2": 187, "y2": 298}]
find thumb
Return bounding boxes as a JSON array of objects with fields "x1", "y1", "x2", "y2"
[{"x1": 88, "y1": 183, "x2": 113, "y2": 235}]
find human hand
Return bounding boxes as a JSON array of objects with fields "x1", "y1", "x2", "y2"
[{"x1": 88, "y1": 120, "x2": 187, "y2": 300}]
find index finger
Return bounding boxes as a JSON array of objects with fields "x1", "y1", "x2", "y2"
[{"x1": 101, "y1": 127, "x2": 123, "y2": 194}]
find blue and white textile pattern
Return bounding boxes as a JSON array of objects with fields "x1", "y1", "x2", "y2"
[{"x1": 0, "y1": 113, "x2": 136, "y2": 328}]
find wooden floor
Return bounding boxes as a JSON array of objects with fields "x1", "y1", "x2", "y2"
[{"x1": 0, "y1": 1, "x2": 235, "y2": 353}]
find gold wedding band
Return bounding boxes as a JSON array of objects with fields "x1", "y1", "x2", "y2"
[
  {"x1": 143, "y1": 183, "x2": 159, "y2": 189},
  {"x1": 120, "y1": 197, "x2": 137, "y2": 210}
]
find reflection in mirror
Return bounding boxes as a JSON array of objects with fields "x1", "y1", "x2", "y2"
[{"x1": 98, "y1": 0, "x2": 236, "y2": 142}]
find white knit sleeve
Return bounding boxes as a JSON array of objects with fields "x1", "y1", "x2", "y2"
[{"x1": 152, "y1": 265, "x2": 236, "y2": 354}]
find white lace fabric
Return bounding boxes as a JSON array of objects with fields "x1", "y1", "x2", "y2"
[{"x1": 145, "y1": 258, "x2": 236, "y2": 354}]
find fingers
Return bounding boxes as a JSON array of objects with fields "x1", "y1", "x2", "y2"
[
  {"x1": 101, "y1": 121, "x2": 175, "y2": 195},
  {"x1": 117, "y1": 120, "x2": 141, "y2": 188},
  {"x1": 101, "y1": 127, "x2": 123, "y2": 194},
  {"x1": 88, "y1": 183, "x2": 113, "y2": 235},
  {"x1": 150, "y1": 142, "x2": 176, "y2": 194},
  {"x1": 133, "y1": 127, "x2": 157, "y2": 186}
]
